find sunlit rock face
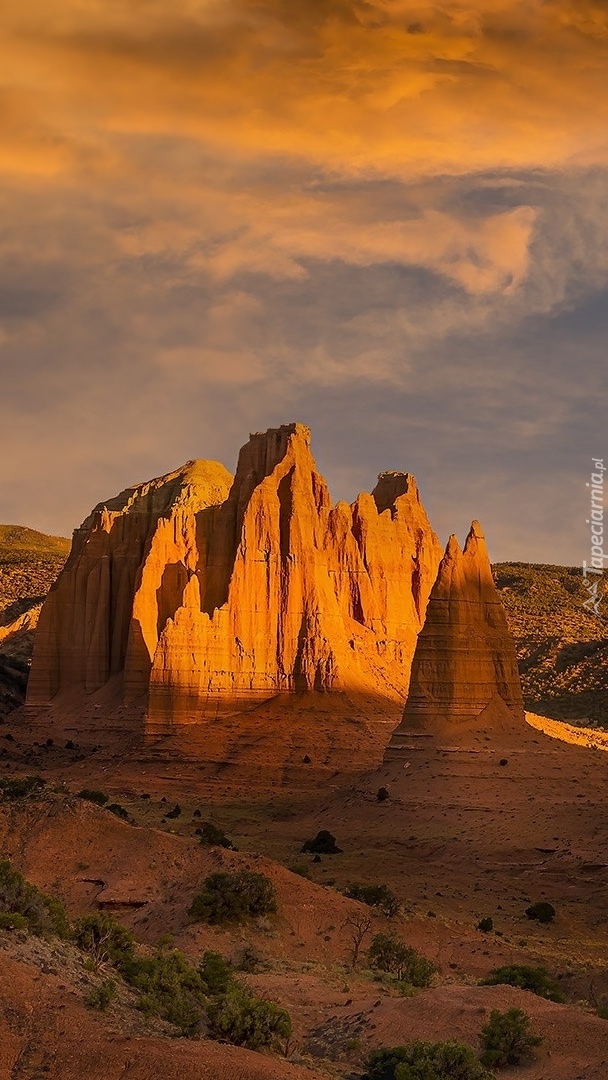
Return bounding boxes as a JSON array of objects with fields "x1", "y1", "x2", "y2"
[
  {"x1": 386, "y1": 520, "x2": 525, "y2": 755},
  {"x1": 28, "y1": 423, "x2": 443, "y2": 728},
  {"x1": 26, "y1": 459, "x2": 234, "y2": 707}
]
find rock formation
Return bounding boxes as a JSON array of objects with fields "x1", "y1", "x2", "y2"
[
  {"x1": 386, "y1": 520, "x2": 525, "y2": 754},
  {"x1": 27, "y1": 460, "x2": 233, "y2": 707},
  {"x1": 28, "y1": 424, "x2": 443, "y2": 729}
]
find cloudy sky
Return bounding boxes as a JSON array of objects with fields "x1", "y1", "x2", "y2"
[{"x1": 1, "y1": 0, "x2": 607, "y2": 563}]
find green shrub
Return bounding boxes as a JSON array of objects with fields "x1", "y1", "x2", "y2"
[
  {"x1": 301, "y1": 830, "x2": 342, "y2": 854},
  {"x1": 289, "y1": 862, "x2": 310, "y2": 878},
  {"x1": 368, "y1": 933, "x2": 436, "y2": 988},
  {"x1": 235, "y1": 945, "x2": 265, "y2": 973},
  {"x1": 76, "y1": 789, "x2": 109, "y2": 806},
  {"x1": 86, "y1": 978, "x2": 116, "y2": 1011},
  {"x1": 207, "y1": 984, "x2": 291, "y2": 1050},
  {"x1": 199, "y1": 950, "x2": 234, "y2": 995},
  {"x1": 0, "y1": 911, "x2": 28, "y2": 931},
  {"x1": 73, "y1": 911, "x2": 136, "y2": 969},
  {"x1": 525, "y1": 901, "x2": 555, "y2": 924},
  {"x1": 75, "y1": 912, "x2": 207, "y2": 1035},
  {"x1": 128, "y1": 947, "x2": 207, "y2": 1035},
  {"x1": 482, "y1": 964, "x2": 565, "y2": 1003},
  {"x1": 346, "y1": 883, "x2": 400, "y2": 917},
  {"x1": 188, "y1": 871, "x2": 277, "y2": 924},
  {"x1": 363, "y1": 1041, "x2": 494, "y2": 1080},
  {"x1": 477, "y1": 918, "x2": 493, "y2": 933},
  {"x1": 0, "y1": 859, "x2": 70, "y2": 938},
  {"x1": 480, "y1": 1007, "x2": 542, "y2": 1068},
  {"x1": 0, "y1": 776, "x2": 45, "y2": 800},
  {"x1": 106, "y1": 803, "x2": 129, "y2": 820},
  {"x1": 199, "y1": 821, "x2": 234, "y2": 849}
]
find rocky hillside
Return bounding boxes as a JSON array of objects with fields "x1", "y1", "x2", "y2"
[
  {"x1": 0, "y1": 526, "x2": 70, "y2": 620},
  {"x1": 0, "y1": 526, "x2": 70, "y2": 718},
  {"x1": 494, "y1": 562, "x2": 608, "y2": 727}
]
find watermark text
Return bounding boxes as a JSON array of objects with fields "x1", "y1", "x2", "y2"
[{"x1": 583, "y1": 458, "x2": 607, "y2": 617}]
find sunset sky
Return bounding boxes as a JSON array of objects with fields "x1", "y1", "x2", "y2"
[{"x1": 1, "y1": 0, "x2": 607, "y2": 562}]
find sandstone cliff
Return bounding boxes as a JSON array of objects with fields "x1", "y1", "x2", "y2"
[
  {"x1": 28, "y1": 424, "x2": 443, "y2": 728},
  {"x1": 386, "y1": 520, "x2": 525, "y2": 753},
  {"x1": 27, "y1": 460, "x2": 233, "y2": 707}
]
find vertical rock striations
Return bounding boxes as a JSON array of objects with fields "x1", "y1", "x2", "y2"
[
  {"x1": 27, "y1": 424, "x2": 443, "y2": 728},
  {"x1": 148, "y1": 425, "x2": 443, "y2": 727},
  {"x1": 27, "y1": 461, "x2": 233, "y2": 706},
  {"x1": 386, "y1": 520, "x2": 525, "y2": 754}
]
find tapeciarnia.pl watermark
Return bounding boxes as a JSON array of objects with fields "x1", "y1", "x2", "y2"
[{"x1": 583, "y1": 458, "x2": 607, "y2": 617}]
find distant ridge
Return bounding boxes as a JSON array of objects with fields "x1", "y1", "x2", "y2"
[
  {"x1": 494, "y1": 561, "x2": 608, "y2": 727},
  {"x1": 0, "y1": 525, "x2": 70, "y2": 719},
  {"x1": 0, "y1": 525, "x2": 70, "y2": 557}
]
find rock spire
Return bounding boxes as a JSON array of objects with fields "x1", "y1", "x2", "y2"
[{"x1": 386, "y1": 520, "x2": 525, "y2": 753}]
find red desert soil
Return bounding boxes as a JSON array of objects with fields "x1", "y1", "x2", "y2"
[
  {"x1": 0, "y1": 941, "x2": 326, "y2": 1080},
  {"x1": 3, "y1": 690, "x2": 608, "y2": 1076},
  {"x1": 2, "y1": 792, "x2": 608, "y2": 1079}
]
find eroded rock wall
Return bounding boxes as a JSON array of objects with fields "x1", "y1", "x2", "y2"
[{"x1": 28, "y1": 424, "x2": 444, "y2": 727}]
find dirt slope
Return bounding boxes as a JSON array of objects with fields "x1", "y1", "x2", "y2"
[
  {"x1": 0, "y1": 939, "x2": 324, "y2": 1080},
  {"x1": 3, "y1": 791, "x2": 608, "y2": 1078}
]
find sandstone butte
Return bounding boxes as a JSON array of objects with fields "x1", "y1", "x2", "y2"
[
  {"x1": 27, "y1": 423, "x2": 446, "y2": 730},
  {"x1": 385, "y1": 520, "x2": 525, "y2": 756}
]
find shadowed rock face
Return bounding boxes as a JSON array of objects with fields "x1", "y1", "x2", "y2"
[
  {"x1": 386, "y1": 521, "x2": 525, "y2": 753},
  {"x1": 27, "y1": 423, "x2": 443, "y2": 728}
]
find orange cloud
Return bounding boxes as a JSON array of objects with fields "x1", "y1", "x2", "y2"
[
  {"x1": 2, "y1": 0, "x2": 608, "y2": 182},
  {"x1": 0, "y1": 1, "x2": 606, "y2": 328}
]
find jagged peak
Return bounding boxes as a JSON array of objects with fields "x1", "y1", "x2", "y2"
[
  {"x1": 372, "y1": 471, "x2": 418, "y2": 514},
  {"x1": 444, "y1": 534, "x2": 463, "y2": 560},
  {"x1": 462, "y1": 519, "x2": 495, "y2": 595},
  {"x1": 440, "y1": 522, "x2": 490, "y2": 565},
  {"x1": 232, "y1": 422, "x2": 314, "y2": 492},
  {"x1": 249, "y1": 421, "x2": 311, "y2": 443},
  {"x1": 431, "y1": 521, "x2": 496, "y2": 603},
  {"x1": 463, "y1": 519, "x2": 487, "y2": 552},
  {"x1": 466, "y1": 518, "x2": 484, "y2": 540},
  {"x1": 428, "y1": 534, "x2": 463, "y2": 598}
]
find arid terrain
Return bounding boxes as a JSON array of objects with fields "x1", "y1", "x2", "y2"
[
  {"x1": 3, "y1": 0, "x2": 607, "y2": 1071},
  {"x1": 2, "y1": 511, "x2": 608, "y2": 1079},
  {"x1": 3, "y1": 701, "x2": 608, "y2": 1079},
  {"x1": 495, "y1": 562, "x2": 608, "y2": 727},
  {"x1": 0, "y1": 527, "x2": 70, "y2": 720}
]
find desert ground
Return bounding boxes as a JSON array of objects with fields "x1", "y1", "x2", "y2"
[
  {"x1": 3, "y1": 526, "x2": 608, "y2": 1078},
  {"x1": 2, "y1": 692, "x2": 608, "y2": 1078}
]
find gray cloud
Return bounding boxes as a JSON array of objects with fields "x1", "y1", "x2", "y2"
[
  {"x1": 1, "y1": 2, "x2": 607, "y2": 567},
  {"x1": 1, "y1": 165, "x2": 605, "y2": 564}
]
